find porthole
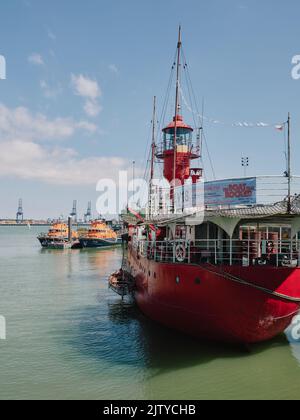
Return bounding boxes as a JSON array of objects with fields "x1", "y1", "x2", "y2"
[
  {"x1": 176, "y1": 276, "x2": 180, "y2": 285},
  {"x1": 195, "y1": 278, "x2": 201, "y2": 285}
]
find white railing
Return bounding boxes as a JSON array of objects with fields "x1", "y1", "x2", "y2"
[
  {"x1": 148, "y1": 176, "x2": 300, "y2": 217},
  {"x1": 256, "y1": 175, "x2": 300, "y2": 205},
  {"x1": 132, "y1": 238, "x2": 300, "y2": 268}
]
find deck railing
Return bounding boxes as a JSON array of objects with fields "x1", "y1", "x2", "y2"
[
  {"x1": 148, "y1": 175, "x2": 300, "y2": 217},
  {"x1": 131, "y1": 238, "x2": 300, "y2": 268}
]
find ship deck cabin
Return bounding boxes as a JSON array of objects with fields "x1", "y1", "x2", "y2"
[
  {"x1": 189, "y1": 219, "x2": 300, "y2": 268},
  {"x1": 132, "y1": 217, "x2": 300, "y2": 268}
]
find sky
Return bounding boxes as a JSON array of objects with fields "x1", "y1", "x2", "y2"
[{"x1": 0, "y1": 0, "x2": 300, "y2": 219}]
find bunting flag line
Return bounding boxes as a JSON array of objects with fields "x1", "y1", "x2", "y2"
[{"x1": 179, "y1": 85, "x2": 286, "y2": 131}]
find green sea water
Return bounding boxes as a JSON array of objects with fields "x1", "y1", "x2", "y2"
[{"x1": 1, "y1": 226, "x2": 300, "y2": 400}]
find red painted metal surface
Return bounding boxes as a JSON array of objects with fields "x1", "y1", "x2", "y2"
[
  {"x1": 163, "y1": 150, "x2": 192, "y2": 184},
  {"x1": 163, "y1": 115, "x2": 193, "y2": 132},
  {"x1": 128, "y1": 246, "x2": 300, "y2": 344}
]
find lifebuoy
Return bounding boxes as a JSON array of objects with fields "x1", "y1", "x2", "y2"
[{"x1": 175, "y1": 243, "x2": 186, "y2": 263}]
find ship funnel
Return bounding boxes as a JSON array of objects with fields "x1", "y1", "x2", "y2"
[{"x1": 68, "y1": 216, "x2": 73, "y2": 242}]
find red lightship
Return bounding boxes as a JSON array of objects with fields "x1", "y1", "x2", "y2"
[{"x1": 112, "y1": 28, "x2": 300, "y2": 345}]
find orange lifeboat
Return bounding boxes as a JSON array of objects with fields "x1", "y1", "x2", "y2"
[
  {"x1": 79, "y1": 220, "x2": 121, "y2": 248},
  {"x1": 37, "y1": 222, "x2": 79, "y2": 249}
]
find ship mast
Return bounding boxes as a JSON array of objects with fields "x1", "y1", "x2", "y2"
[
  {"x1": 150, "y1": 96, "x2": 156, "y2": 182},
  {"x1": 172, "y1": 25, "x2": 182, "y2": 212},
  {"x1": 149, "y1": 96, "x2": 157, "y2": 216},
  {"x1": 287, "y1": 112, "x2": 292, "y2": 214}
]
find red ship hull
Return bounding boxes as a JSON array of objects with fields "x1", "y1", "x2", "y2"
[{"x1": 128, "y1": 247, "x2": 300, "y2": 344}]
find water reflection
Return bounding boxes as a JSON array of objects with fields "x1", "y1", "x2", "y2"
[
  {"x1": 40, "y1": 248, "x2": 80, "y2": 279},
  {"x1": 65, "y1": 296, "x2": 291, "y2": 375}
]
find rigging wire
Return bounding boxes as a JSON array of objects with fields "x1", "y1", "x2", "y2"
[
  {"x1": 202, "y1": 131, "x2": 216, "y2": 180},
  {"x1": 181, "y1": 47, "x2": 216, "y2": 180},
  {"x1": 141, "y1": 121, "x2": 153, "y2": 177},
  {"x1": 156, "y1": 48, "x2": 178, "y2": 140}
]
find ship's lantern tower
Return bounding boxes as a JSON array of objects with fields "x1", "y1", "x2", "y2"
[
  {"x1": 158, "y1": 115, "x2": 199, "y2": 184},
  {"x1": 152, "y1": 27, "x2": 202, "y2": 213}
]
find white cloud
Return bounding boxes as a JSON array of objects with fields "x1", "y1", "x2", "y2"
[
  {"x1": 28, "y1": 53, "x2": 44, "y2": 66},
  {"x1": 0, "y1": 103, "x2": 97, "y2": 142},
  {"x1": 109, "y1": 64, "x2": 119, "y2": 75},
  {"x1": 0, "y1": 140, "x2": 128, "y2": 185},
  {"x1": 76, "y1": 120, "x2": 99, "y2": 132},
  {"x1": 40, "y1": 80, "x2": 63, "y2": 99},
  {"x1": 84, "y1": 100, "x2": 102, "y2": 117},
  {"x1": 71, "y1": 74, "x2": 101, "y2": 100},
  {"x1": 71, "y1": 74, "x2": 102, "y2": 118},
  {"x1": 0, "y1": 103, "x2": 127, "y2": 186},
  {"x1": 47, "y1": 28, "x2": 56, "y2": 41}
]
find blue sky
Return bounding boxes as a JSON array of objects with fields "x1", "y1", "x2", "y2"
[{"x1": 0, "y1": 0, "x2": 300, "y2": 218}]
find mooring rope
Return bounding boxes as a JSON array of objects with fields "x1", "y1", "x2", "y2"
[{"x1": 203, "y1": 264, "x2": 300, "y2": 303}]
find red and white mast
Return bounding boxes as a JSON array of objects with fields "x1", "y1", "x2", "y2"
[{"x1": 156, "y1": 27, "x2": 201, "y2": 213}]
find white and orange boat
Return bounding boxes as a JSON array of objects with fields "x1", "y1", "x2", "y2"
[
  {"x1": 79, "y1": 220, "x2": 122, "y2": 248},
  {"x1": 38, "y1": 221, "x2": 80, "y2": 249}
]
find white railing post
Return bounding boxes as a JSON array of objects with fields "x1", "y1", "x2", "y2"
[
  {"x1": 215, "y1": 240, "x2": 217, "y2": 265},
  {"x1": 279, "y1": 228, "x2": 282, "y2": 254},
  {"x1": 173, "y1": 241, "x2": 176, "y2": 263},
  {"x1": 230, "y1": 238, "x2": 233, "y2": 266},
  {"x1": 248, "y1": 239, "x2": 250, "y2": 266}
]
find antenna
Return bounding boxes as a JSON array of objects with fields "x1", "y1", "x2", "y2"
[
  {"x1": 287, "y1": 113, "x2": 291, "y2": 214},
  {"x1": 199, "y1": 98, "x2": 205, "y2": 159},
  {"x1": 16, "y1": 199, "x2": 24, "y2": 223},
  {"x1": 150, "y1": 96, "x2": 157, "y2": 182},
  {"x1": 174, "y1": 25, "x2": 182, "y2": 119},
  {"x1": 172, "y1": 25, "x2": 182, "y2": 212},
  {"x1": 149, "y1": 96, "x2": 157, "y2": 216}
]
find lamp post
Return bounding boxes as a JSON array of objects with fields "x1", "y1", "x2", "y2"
[{"x1": 241, "y1": 157, "x2": 249, "y2": 177}]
